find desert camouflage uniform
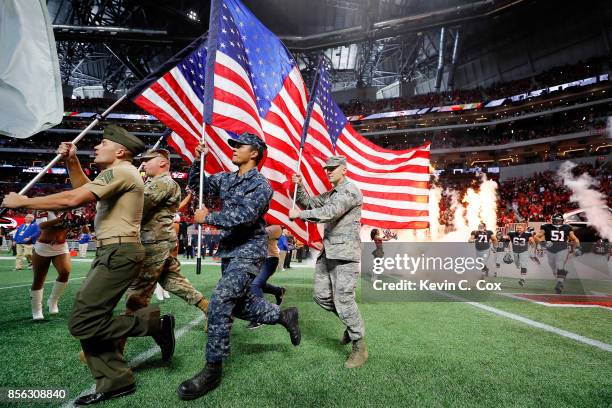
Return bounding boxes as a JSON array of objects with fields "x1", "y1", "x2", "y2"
[
  {"x1": 188, "y1": 162, "x2": 280, "y2": 363},
  {"x1": 296, "y1": 178, "x2": 365, "y2": 340},
  {"x1": 125, "y1": 173, "x2": 204, "y2": 310}
]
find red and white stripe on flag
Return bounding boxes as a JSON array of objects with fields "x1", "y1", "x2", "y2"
[
  {"x1": 307, "y1": 98, "x2": 431, "y2": 230},
  {"x1": 337, "y1": 125, "x2": 430, "y2": 230}
]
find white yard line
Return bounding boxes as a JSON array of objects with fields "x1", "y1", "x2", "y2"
[
  {"x1": 61, "y1": 314, "x2": 206, "y2": 408},
  {"x1": 436, "y1": 290, "x2": 612, "y2": 352},
  {"x1": 0, "y1": 276, "x2": 86, "y2": 290}
]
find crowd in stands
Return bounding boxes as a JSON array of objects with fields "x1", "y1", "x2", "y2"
[
  {"x1": 63, "y1": 97, "x2": 146, "y2": 115},
  {"x1": 57, "y1": 119, "x2": 163, "y2": 133},
  {"x1": 0, "y1": 126, "x2": 163, "y2": 151},
  {"x1": 340, "y1": 57, "x2": 609, "y2": 116},
  {"x1": 432, "y1": 115, "x2": 608, "y2": 149},
  {"x1": 434, "y1": 162, "x2": 611, "y2": 227},
  {"x1": 373, "y1": 112, "x2": 609, "y2": 151},
  {"x1": 496, "y1": 163, "x2": 611, "y2": 223},
  {"x1": 352, "y1": 87, "x2": 612, "y2": 136}
]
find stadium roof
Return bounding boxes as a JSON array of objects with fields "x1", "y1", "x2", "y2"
[{"x1": 46, "y1": 0, "x2": 587, "y2": 94}]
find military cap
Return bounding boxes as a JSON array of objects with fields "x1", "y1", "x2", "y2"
[
  {"x1": 138, "y1": 148, "x2": 170, "y2": 161},
  {"x1": 227, "y1": 132, "x2": 267, "y2": 154},
  {"x1": 103, "y1": 125, "x2": 146, "y2": 155},
  {"x1": 323, "y1": 155, "x2": 347, "y2": 169}
]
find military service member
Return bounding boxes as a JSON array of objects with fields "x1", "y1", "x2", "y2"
[
  {"x1": 176, "y1": 134, "x2": 301, "y2": 401},
  {"x1": 120, "y1": 148, "x2": 209, "y2": 358},
  {"x1": 3, "y1": 125, "x2": 175, "y2": 406},
  {"x1": 289, "y1": 156, "x2": 368, "y2": 369}
]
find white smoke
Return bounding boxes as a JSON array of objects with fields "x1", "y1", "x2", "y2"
[
  {"x1": 557, "y1": 161, "x2": 612, "y2": 241},
  {"x1": 428, "y1": 180, "x2": 443, "y2": 241}
]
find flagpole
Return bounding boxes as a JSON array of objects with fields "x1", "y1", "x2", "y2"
[
  {"x1": 137, "y1": 132, "x2": 166, "y2": 172},
  {"x1": 292, "y1": 56, "x2": 324, "y2": 209},
  {"x1": 0, "y1": 95, "x2": 129, "y2": 216},
  {"x1": 196, "y1": 150, "x2": 205, "y2": 275}
]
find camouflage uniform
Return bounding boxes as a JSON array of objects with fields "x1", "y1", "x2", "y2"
[
  {"x1": 296, "y1": 161, "x2": 364, "y2": 341},
  {"x1": 188, "y1": 160, "x2": 280, "y2": 364},
  {"x1": 125, "y1": 171, "x2": 205, "y2": 311}
]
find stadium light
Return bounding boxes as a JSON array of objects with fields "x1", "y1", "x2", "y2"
[{"x1": 187, "y1": 10, "x2": 199, "y2": 21}]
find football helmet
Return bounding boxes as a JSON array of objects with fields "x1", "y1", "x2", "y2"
[{"x1": 552, "y1": 213, "x2": 564, "y2": 226}]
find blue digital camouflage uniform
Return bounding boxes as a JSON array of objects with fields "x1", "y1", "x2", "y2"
[{"x1": 188, "y1": 161, "x2": 280, "y2": 363}]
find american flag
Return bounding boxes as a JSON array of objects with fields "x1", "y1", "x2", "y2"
[
  {"x1": 309, "y1": 64, "x2": 431, "y2": 229},
  {"x1": 131, "y1": 0, "x2": 430, "y2": 247},
  {"x1": 130, "y1": 4, "x2": 328, "y2": 246},
  {"x1": 202, "y1": 0, "x2": 334, "y2": 246},
  {"x1": 130, "y1": 35, "x2": 233, "y2": 177}
]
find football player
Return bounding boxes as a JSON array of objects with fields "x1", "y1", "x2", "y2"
[
  {"x1": 534, "y1": 214, "x2": 580, "y2": 294},
  {"x1": 492, "y1": 230, "x2": 510, "y2": 277},
  {"x1": 507, "y1": 224, "x2": 535, "y2": 287},
  {"x1": 527, "y1": 226, "x2": 541, "y2": 264},
  {"x1": 469, "y1": 222, "x2": 497, "y2": 279}
]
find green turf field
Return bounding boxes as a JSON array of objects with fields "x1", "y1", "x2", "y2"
[{"x1": 0, "y1": 255, "x2": 610, "y2": 407}]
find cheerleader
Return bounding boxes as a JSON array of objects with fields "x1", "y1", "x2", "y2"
[{"x1": 29, "y1": 212, "x2": 72, "y2": 320}]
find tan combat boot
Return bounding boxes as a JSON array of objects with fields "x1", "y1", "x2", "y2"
[{"x1": 344, "y1": 338, "x2": 368, "y2": 369}]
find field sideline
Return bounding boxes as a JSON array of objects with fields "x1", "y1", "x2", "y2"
[{"x1": 0, "y1": 255, "x2": 610, "y2": 408}]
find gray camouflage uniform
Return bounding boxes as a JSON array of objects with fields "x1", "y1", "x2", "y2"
[{"x1": 296, "y1": 170, "x2": 365, "y2": 341}]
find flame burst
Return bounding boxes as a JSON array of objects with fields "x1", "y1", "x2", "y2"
[{"x1": 362, "y1": 173, "x2": 499, "y2": 242}]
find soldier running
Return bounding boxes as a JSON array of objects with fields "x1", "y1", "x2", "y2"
[
  {"x1": 121, "y1": 148, "x2": 209, "y2": 358},
  {"x1": 290, "y1": 155, "x2": 368, "y2": 369},
  {"x1": 177, "y1": 134, "x2": 301, "y2": 400},
  {"x1": 2, "y1": 126, "x2": 175, "y2": 405}
]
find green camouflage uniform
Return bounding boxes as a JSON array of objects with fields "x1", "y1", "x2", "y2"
[
  {"x1": 296, "y1": 177, "x2": 365, "y2": 341},
  {"x1": 125, "y1": 173, "x2": 204, "y2": 311}
]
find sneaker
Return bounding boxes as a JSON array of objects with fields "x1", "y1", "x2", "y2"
[
  {"x1": 518, "y1": 278, "x2": 525, "y2": 287},
  {"x1": 554, "y1": 281, "x2": 564, "y2": 294},
  {"x1": 246, "y1": 322, "x2": 263, "y2": 330}
]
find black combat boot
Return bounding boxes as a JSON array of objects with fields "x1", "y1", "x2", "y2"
[
  {"x1": 177, "y1": 362, "x2": 222, "y2": 400},
  {"x1": 278, "y1": 307, "x2": 301, "y2": 346},
  {"x1": 153, "y1": 314, "x2": 175, "y2": 362}
]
